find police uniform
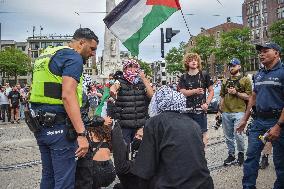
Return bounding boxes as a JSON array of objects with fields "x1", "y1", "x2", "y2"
[
  {"x1": 243, "y1": 61, "x2": 284, "y2": 189},
  {"x1": 29, "y1": 46, "x2": 83, "y2": 189}
]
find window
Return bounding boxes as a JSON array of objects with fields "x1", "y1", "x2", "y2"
[
  {"x1": 41, "y1": 42, "x2": 52, "y2": 49},
  {"x1": 263, "y1": 12, "x2": 268, "y2": 24},
  {"x1": 255, "y1": 29, "x2": 260, "y2": 39},
  {"x1": 278, "y1": 0, "x2": 284, "y2": 4},
  {"x1": 255, "y1": 2, "x2": 259, "y2": 12},
  {"x1": 262, "y1": 0, "x2": 267, "y2": 9},
  {"x1": 250, "y1": 5, "x2": 254, "y2": 14},
  {"x1": 53, "y1": 42, "x2": 63, "y2": 47},
  {"x1": 277, "y1": 7, "x2": 284, "y2": 19},
  {"x1": 161, "y1": 63, "x2": 166, "y2": 67},
  {"x1": 31, "y1": 51, "x2": 39, "y2": 58},
  {"x1": 30, "y1": 42, "x2": 40, "y2": 50},
  {"x1": 162, "y1": 72, "x2": 166, "y2": 76},
  {"x1": 255, "y1": 15, "x2": 259, "y2": 27}
]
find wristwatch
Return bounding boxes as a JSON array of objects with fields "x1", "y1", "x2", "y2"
[
  {"x1": 77, "y1": 130, "x2": 88, "y2": 137},
  {"x1": 276, "y1": 121, "x2": 284, "y2": 129}
]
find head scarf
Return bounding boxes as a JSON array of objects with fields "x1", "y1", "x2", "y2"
[
  {"x1": 148, "y1": 86, "x2": 186, "y2": 117},
  {"x1": 123, "y1": 59, "x2": 141, "y2": 84},
  {"x1": 82, "y1": 74, "x2": 93, "y2": 94}
]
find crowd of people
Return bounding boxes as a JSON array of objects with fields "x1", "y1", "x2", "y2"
[
  {"x1": 0, "y1": 83, "x2": 29, "y2": 123},
  {"x1": 20, "y1": 27, "x2": 283, "y2": 189}
]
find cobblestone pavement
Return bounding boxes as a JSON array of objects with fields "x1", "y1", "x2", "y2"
[{"x1": 0, "y1": 114, "x2": 276, "y2": 189}]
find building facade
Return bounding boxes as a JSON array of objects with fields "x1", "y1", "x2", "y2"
[{"x1": 242, "y1": 0, "x2": 284, "y2": 69}]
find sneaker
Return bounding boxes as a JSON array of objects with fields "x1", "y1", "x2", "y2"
[
  {"x1": 259, "y1": 155, "x2": 269, "y2": 169},
  {"x1": 16, "y1": 120, "x2": 20, "y2": 124},
  {"x1": 237, "y1": 152, "x2": 244, "y2": 166},
  {"x1": 224, "y1": 154, "x2": 236, "y2": 166},
  {"x1": 10, "y1": 121, "x2": 14, "y2": 124}
]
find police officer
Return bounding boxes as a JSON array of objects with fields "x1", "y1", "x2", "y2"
[
  {"x1": 237, "y1": 42, "x2": 284, "y2": 189},
  {"x1": 29, "y1": 28, "x2": 99, "y2": 189}
]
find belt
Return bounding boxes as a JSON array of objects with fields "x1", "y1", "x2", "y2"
[{"x1": 254, "y1": 111, "x2": 281, "y2": 119}]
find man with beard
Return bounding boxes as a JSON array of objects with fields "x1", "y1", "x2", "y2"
[
  {"x1": 237, "y1": 42, "x2": 284, "y2": 189},
  {"x1": 29, "y1": 28, "x2": 98, "y2": 189},
  {"x1": 216, "y1": 58, "x2": 252, "y2": 166},
  {"x1": 110, "y1": 59, "x2": 153, "y2": 144}
]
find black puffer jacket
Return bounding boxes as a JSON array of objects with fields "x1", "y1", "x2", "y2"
[{"x1": 113, "y1": 77, "x2": 149, "y2": 129}]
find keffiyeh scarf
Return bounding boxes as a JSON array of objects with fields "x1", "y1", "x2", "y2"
[
  {"x1": 123, "y1": 59, "x2": 140, "y2": 84},
  {"x1": 148, "y1": 86, "x2": 186, "y2": 117}
]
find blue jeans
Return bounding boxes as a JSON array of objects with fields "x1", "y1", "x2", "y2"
[
  {"x1": 35, "y1": 124, "x2": 77, "y2": 189},
  {"x1": 19, "y1": 103, "x2": 25, "y2": 119},
  {"x1": 243, "y1": 118, "x2": 284, "y2": 189},
  {"x1": 222, "y1": 112, "x2": 245, "y2": 155}
]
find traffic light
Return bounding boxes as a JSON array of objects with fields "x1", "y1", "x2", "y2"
[
  {"x1": 160, "y1": 28, "x2": 180, "y2": 58},
  {"x1": 165, "y1": 28, "x2": 180, "y2": 43}
]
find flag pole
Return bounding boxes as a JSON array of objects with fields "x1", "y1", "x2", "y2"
[{"x1": 179, "y1": 8, "x2": 192, "y2": 37}]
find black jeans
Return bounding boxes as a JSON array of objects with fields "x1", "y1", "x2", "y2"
[
  {"x1": 75, "y1": 159, "x2": 116, "y2": 189},
  {"x1": 1, "y1": 104, "x2": 11, "y2": 122}
]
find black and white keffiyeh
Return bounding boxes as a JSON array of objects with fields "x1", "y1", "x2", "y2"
[
  {"x1": 148, "y1": 86, "x2": 186, "y2": 117},
  {"x1": 82, "y1": 74, "x2": 93, "y2": 94}
]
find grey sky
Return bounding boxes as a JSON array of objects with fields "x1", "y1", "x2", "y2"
[{"x1": 0, "y1": 0, "x2": 244, "y2": 62}]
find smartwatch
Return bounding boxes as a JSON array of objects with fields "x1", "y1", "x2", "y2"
[
  {"x1": 276, "y1": 121, "x2": 284, "y2": 129},
  {"x1": 77, "y1": 130, "x2": 88, "y2": 137}
]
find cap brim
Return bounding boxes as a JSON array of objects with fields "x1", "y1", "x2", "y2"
[{"x1": 256, "y1": 44, "x2": 265, "y2": 51}]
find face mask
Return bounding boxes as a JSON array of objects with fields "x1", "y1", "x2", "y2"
[
  {"x1": 131, "y1": 138, "x2": 142, "y2": 151},
  {"x1": 109, "y1": 79, "x2": 115, "y2": 85}
]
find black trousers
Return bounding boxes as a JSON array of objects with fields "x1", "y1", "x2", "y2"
[{"x1": 1, "y1": 104, "x2": 11, "y2": 122}]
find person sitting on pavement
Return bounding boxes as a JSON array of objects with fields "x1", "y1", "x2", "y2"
[
  {"x1": 111, "y1": 86, "x2": 213, "y2": 189},
  {"x1": 75, "y1": 74, "x2": 115, "y2": 189}
]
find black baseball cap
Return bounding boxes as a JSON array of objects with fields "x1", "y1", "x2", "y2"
[
  {"x1": 73, "y1": 28, "x2": 99, "y2": 43},
  {"x1": 256, "y1": 42, "x2": 282, "y2": 52}
]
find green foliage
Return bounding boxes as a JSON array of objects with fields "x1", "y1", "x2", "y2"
[
  {"x1": 0, "y1": 47, "x2": 32, "y2": 81},
  {"x1": 214, "y1": 28, "x2": 255, "y2": 69},
  {"x1": 269, "y1": 19, "x2": 284, "y2": 56},
  {"x1": 190, "y1": 35, "x2": 216, "y2": 69},
  {"x1": 165, "y1": 42, "x2": 185, "y2": 74},
  {"x1": 138, "y1": 60, "x2": 152, "y2": 77}
]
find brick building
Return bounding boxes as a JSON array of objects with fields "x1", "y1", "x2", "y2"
[{"x1": 242, "y1": 0, "x2": 284, "y2": 70}]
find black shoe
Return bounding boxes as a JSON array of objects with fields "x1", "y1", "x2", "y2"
[
  {"x1": 10, "y1": 121, "x2": 14, "y2": 124},
  {"x1": 237, "y1": 152, "x2": 244, "y2": 166},
  {"x1": 224, "y1": 154, "x2": 236, "y2": 166},
  {"x1": 259, "y1": 155, "x2": 269, "y2": 169}
]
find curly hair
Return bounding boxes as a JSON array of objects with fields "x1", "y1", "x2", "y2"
[
  {"x1": 88, "y1": 124, "x2": 112, "y2": 149},
  {"x1": 183, "y1": 52, "x2": 202, "y2": 71}
]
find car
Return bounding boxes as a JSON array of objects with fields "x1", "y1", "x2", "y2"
[{"x1": 207, "y1": 84, "x2": 221, "y2": 114}]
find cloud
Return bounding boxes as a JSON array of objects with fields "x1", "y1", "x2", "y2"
[{"x1": 0, "y1": 0, "x2": 243, "y2": 62}]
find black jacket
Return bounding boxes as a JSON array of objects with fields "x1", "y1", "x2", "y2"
[{"x1": 113, "y1": 77, "x2": 149, "y2": 129}]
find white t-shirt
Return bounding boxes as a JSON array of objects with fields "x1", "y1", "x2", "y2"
[{"x1": 0, "y1": 92, "x2": 9, "y2": 105}]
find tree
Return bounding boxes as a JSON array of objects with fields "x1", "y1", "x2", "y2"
[
  {"x1": 190, "y1": 35, "x2": 216, "y2": 71},
  {"x1": 269, "y1": 19, "x2": 284, "y2": 58},
  {"x1": 138, "y1": 60, "x2": 152, "y2": 77},
  {"x1": 0, "y1": 47, "x2": 32, "y2": 83},
  {"x1": 214, "y1": 28, "x2": 255, "y2": 72},
  {"x1": 165, "y1": 42, "x2": 185, "y2": 74}
]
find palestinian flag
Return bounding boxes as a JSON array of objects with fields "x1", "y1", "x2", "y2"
[
  {"x1": 104, "y1": 0, "x2": 181, "y2": 56},
  {"x1": 95, "y1": 86, "x2": 110, "y2": 117}
]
